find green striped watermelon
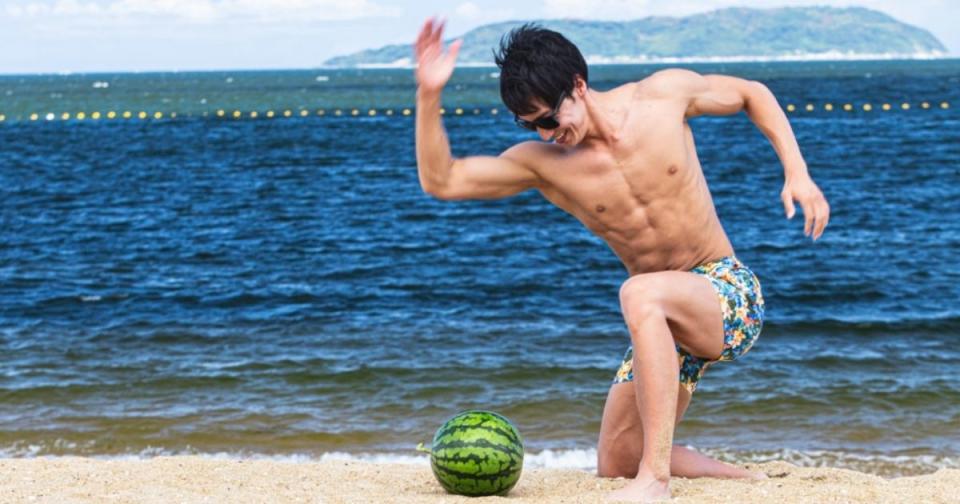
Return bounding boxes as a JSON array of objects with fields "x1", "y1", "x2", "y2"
[{"x1": 427, "y1": 410, "x2": 524, "y2": 496}]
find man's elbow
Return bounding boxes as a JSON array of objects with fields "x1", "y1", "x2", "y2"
[{"x1": 420, "y1": 181, "x2": 462, "y2": 200}]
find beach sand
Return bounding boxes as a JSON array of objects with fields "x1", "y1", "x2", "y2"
[
  {"x1": 1, "y1": 457, "x2": 957, "y2": 503},
  {"x1": 0, "y1": 456, "x2": 960, "y2": 504}
]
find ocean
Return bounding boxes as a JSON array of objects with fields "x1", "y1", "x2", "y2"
[{"x1": 1, "y1": 60, "x2": 958, "y2": 477}]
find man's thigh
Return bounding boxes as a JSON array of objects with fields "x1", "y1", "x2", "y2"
[{"x1": 620, "y1": 270, "x2": 724, "y2": 360}]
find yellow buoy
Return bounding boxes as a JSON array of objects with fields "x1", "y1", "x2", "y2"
[
  {"x1": 440, "y1": 108, "x2": 446, "y2": 115},
  {"x1": 217, "y1": 109, "x2": 225, "y2": 117},
  {"x1": 249, "y1": 111, "x2": 258, "y2": 118},
  {"x1": 351, "y1": 109, "x2": 359, "y2": 116},
  {"x1": 232, "y1": 110, "x2": 241, "y2": 119},
  {"x1": 786, "y1": 104, "x2": 796, "y2": 112},
  {"x1": 368, "y1": 109, "x2": 377, "y2": 116},
  {"x1": 122, "y1": 111, "x2": 132, "y2": 119},
  {"x1": 824, "y1": 103, "x2": 834, "y2": 111},
  {"x1": 474, "y1": 108, "x2": 481, "y2": 115},
  {"x1": 46, "y1": 113, "x2": 55, "y2": 121},
  {"x1": 882, "y1": 103, "x2": 891, "y2": 111},
  {"x1": 284, "y1": 110, "x2": 292, "y2": 117},
  {"x1": 942, "y1": 102, "x2": 950, "y2": 109},
  {"x1": 317, "y1": 109, "x2": 326, "y2": 116},
  {"x1": 154, "y1": 112, "x2": 163, "y2": 119},
  {"x1": 171, "y1": 113, "x2": 177, "y2": 119},
  {"x1": 77, "y1": 112, "x2": 87, "y2": 120},
  {"x1": 805, "y1": 104, "x2": 814, "y2": 112},
  {"x1": 107, "y1": 111, "x2": 117, "y2": 119},
  {"x1": 0, "y1": 114, "x2": 5, "y2": 122},
  {"x1": 30, "y1": 113, "x2": 39, "y2": 121},
  {"x1": 921, "y1": 102, "x2": 930, "y2": 109},
  {"x1": 491, "y1": 108, "x2": 499, "y2": 115},
  {"x1": 61, "y1": 112, "x2": 71, "y2": 120},
  {"x1": 386, "y1": 109, "x2": 394, "y2": 116},
  {"x1": 843, "y1": 104, "x2": 853, "y2": 112},
  {"x1": 901, "y1": 103, "x2": 910, "y2": 110},
  {"x1": 455, "y1": 108, "x2": 464, "y2": 115},
  {"x1": 402, "y1": 109, "x2": 411, "y2": 116},
  {"x1": 91, "y1": 112, "x2": 101, "y2": 120},
  {"x1": 138, "y1": 111, "x2": 147, "y2": 119},
  {"x1": 334, "y1": 110, "x2": 342, "y2": 116},
  {"x1": 300, "y1": 110, "x2": 308, "y2": 117},
  {"x1": 863, "y1": 104, "x2": 872, "y2": 112},
  {"x1": 267, "y1": 110, "x2": 275, "y2": 118}
]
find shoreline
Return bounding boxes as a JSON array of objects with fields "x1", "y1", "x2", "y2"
[{"x1": 1, "y1": 456, "x2": 956, "y2": 503}]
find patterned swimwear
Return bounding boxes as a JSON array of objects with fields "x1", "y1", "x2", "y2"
[{"x1": 612, "y1": 256, "x2": 764, "y2": 394}]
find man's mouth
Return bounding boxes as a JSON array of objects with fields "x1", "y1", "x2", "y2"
[{"x1": 554, "y1": 130, "x2": 568, "y2": 144}]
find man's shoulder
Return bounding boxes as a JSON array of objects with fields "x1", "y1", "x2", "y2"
[
  {"x1": 635, "y1": 68, "x2": 706, "y2": 98},
  {"x1": 501, "y1": 141, "x2": 569, "y2": 176},
  {"x1": 504, "y1": 140, "x2": 564, "y2": 161}
]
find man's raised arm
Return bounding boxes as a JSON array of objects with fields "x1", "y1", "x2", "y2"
[
  {"x1": 414, "y1": 18, "x2": 540, "y2": 201},
  {"x1": 647, "y1": 69, "x2": 830, "y2": 240}
]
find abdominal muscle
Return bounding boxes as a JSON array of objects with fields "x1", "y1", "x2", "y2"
[{"x1": 538, "y1": 141, "x2": 734, "y2": 276}]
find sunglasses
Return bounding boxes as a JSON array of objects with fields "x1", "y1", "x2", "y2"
[{"x1": 514, "y1": 91, "x2": 567, "y2": 131}]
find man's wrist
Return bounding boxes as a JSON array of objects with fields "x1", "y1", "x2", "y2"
[
  {"x1": 416, "y1": 87, "x2": 443, "y2": 106},
  {"x1": 783, "y1": 160, "x2": 809, "y2": 182}
]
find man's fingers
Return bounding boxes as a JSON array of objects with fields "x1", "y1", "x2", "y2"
[
  {"x1": 813, "y1": 201, "x2": 830, "y2": 240},
  {"x1": 781, "y1": 191, "x2": 796, "y2": 219},
  {"x1": 802, "y1": 202, "x2": 813, "y2": 236},
  {"x1": 432, "y1": 19, "x2": 446, "y2": 45},
  {"x1": 445, "y1": 39, "x2": 463, "y2": 65},
  {"x1": 416, "y1": 18, "x2": 432, "y2": 48}
]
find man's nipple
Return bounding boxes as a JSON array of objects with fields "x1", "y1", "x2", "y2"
[{"x1": 596, "y1": 204, "x2": 606, "y2": 213}]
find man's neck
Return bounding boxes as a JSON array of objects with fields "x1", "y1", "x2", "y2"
[{"x1": 581, "y1": 89, "x2": 627, "y2": 148}]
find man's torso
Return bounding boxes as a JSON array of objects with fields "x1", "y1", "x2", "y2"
[{"x1": 515, "y1": 81, "x2": 735, "y2": 275}]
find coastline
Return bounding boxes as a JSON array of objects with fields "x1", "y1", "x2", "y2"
[{"x1": 1, "y1": 456, "x2": 956, "y2": 503}]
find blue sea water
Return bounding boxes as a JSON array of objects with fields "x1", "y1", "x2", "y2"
[{"x1": 0, "y1": 60, "x2": 958, "y2": 476}]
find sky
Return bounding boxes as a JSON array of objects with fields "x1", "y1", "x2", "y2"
[{"x1": 1, "y1": 0, "x2": 956, "y2": 73}]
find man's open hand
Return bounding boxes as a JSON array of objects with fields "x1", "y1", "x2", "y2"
[
  {"x1": 781, "y1": 176, "x2": 830, "y2": 241},
  {"x1": 414, "y1": 18, "x2": 462, "y2": 94}
]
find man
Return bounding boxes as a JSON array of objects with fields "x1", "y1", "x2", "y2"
[{"x1": 414, "y1": 18, "x2": 829, "y2": 502}]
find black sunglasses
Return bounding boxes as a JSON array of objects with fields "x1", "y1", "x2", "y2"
[{"x1": 514, "y1": 91, "x2": 567, "y2": 131}]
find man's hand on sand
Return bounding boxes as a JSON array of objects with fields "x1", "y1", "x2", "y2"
[
  {"x1": 414, "y1": 18, "x2": 462, "y2": 94},
  {"x1": 781, "y1": 176, "x2": 830, "y2": 241}
]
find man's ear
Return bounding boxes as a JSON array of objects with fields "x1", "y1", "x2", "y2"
[{"x1": 573, "y1": 75, "x2": 587, "y2": 98}]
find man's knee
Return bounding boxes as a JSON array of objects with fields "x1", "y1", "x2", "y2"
[
  {"x1": 619, "y1": 276, "x2": 666, "y2": 314},
  {"x1": 596, "y1": 441, "x2": 639, "y2": 478},
  {"x1": 596, "y1": 429, "x2": 641, "y2": 478}
]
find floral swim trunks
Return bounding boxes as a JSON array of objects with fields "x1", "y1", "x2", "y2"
[{"x1": 612, "y1": 256, "x2": 764, "y2": 394}]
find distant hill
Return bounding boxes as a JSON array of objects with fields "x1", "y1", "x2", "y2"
[{"x1": 324, "y1": 6, "x2": 946, "y2": 67}]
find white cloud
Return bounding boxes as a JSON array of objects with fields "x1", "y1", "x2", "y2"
[
  {"x1": 451, "y1": 0, "x2": 514, "y2": 25},
  {"x1": 455, "y1": 1, "x2": 480, "y2": 18},
  {"x1": 542, "y1": 0, "x2": 653, "y2": 19},
  {"x1": 3, "y1": 0, "x2": 400, "y2": 24}
]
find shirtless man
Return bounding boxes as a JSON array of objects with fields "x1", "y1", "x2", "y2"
[{"x1": 414, "y1": 19, "x2": 829, "y2": 502}]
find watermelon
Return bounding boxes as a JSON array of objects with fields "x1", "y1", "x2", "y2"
[{"x1": 426, "y1": 410, "x2": 524, "y2": 496}]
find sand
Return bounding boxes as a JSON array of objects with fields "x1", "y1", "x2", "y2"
[{"x1": 1, "y1": 457, "x2": 956, "y2": 503}]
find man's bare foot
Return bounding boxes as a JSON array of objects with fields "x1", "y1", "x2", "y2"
[{"x1": 607, "y1": 469, "x2": 671, "y2": 503}]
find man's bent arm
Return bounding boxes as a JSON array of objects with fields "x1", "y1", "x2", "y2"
[
  {"x1": 415, "y1": 91, "x2": 541, "y2": 200},
  {"x1": 413, "y1": 18, "x2": 539, "y2": 201},
  {"x1": 649, "y1": 69, "x2": 830, "y2": 239},
  {"x1": 415, "y1": 89, "x2": 455, "y2": 195}
]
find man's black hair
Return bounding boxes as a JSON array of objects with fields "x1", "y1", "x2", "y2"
[{"x1": 493, "y1": 23, "x2": 588, "y2": 116}]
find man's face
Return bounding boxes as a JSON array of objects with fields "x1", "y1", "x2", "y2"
[{"x1": 516, "y1": 92, "x2": 581, "y2": 147}]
